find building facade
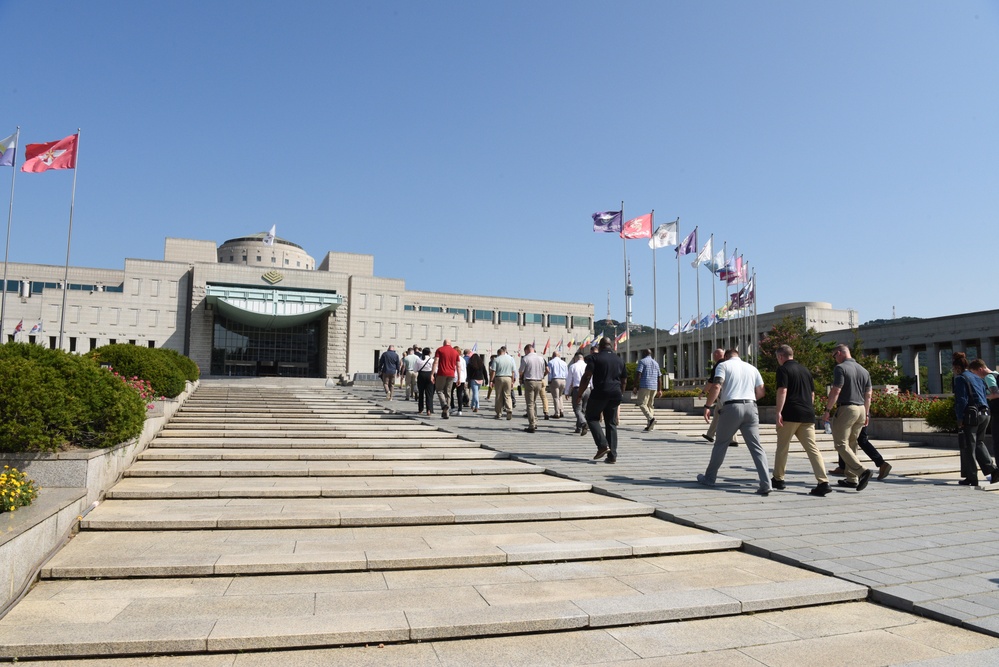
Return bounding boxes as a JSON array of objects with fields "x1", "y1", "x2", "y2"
[{"x1": 0, "y1": 232, "x2": 594, "y2": 379}]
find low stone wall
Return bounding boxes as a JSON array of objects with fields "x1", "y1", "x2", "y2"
[{"x1": 0, "y1": 380, "x2": 197, "y2": 615}]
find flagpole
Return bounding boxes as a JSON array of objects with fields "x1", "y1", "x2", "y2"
[
  {"x1": 620, "y1": 201, "x2": 631, "y2": 361},
  {"x1": 57, "y1": 130, "x2": 81, "y2": 351},
  {"x1": 709, "y1": 235, "x2": 717, "y2": 357},
  {"x1": 695, "y1": 248, "x2": 701, "y2": 377},
  {"x1": 0, "y1": 127, "x2": 20, "y2": 343},
  {"x1": 675, "y1": 219, "x2": 683, "y2": 380},
  {"x1": 651, "y1": 210, "x2": 657, "y2": 366}
]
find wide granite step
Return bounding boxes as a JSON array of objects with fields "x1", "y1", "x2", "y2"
[
  {"x1": 107, "y1": 473, "x2": 590, "y2": 499},
  {"x1": 42, "y1": 516, "x2": 741, "y2": 578},
  {"x1": 138, "y1": 447, "x2": 508, "y2": 461},
  {"x1": 147, "y1": 436, "x2": 466, "y2": 448},
  {"x1": 1, "y1": 552, "x2": 866, "y2": 659},
  {"x1": 81, "y1": 491, "x2": 653, "y2": 530},
  {"x1": 122, "y1": 458, "x2": 543, "y2": 477}
]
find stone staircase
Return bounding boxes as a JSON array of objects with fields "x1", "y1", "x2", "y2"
[{"x1": 3, "y1": 380, "x2": 993, "y2": 663}]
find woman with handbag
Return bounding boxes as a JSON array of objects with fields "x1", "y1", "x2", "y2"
[{"x1": 952, "y1": 352, "x2": 995, "y2": 486}]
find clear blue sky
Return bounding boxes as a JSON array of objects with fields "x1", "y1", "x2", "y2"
[{"x1": 2, "y1": 1, "x2": 996, "y2": 330}]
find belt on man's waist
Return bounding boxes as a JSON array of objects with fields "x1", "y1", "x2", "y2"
[{"x1": 723, "y1": 399, "x2": 756, "y2": 405}]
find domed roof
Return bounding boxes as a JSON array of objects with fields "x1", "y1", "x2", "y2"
[{"x1": 220, "y1": 231, "x2": 305, "y2": 251}]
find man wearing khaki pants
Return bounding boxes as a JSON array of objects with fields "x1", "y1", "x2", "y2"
[
  {"x1": 822, "y1": 344, "x2": 873, "y2": 492},
  {"x1": 772, "y1": 345, "x2": 830, "y2": 496}
]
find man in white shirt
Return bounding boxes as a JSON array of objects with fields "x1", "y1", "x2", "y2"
[
  {"x1": 565, "y1": 352, "x2": 590, "y2": 434},
  {"x1": 402, "y1": 348, "x2": 421, "y2": 401},
  {"x1": 547, "y1": 352, "x2": 568, "y2": 419},
  {"x1": 697, "y1": 350, "x2": 771, "y2": 496}
]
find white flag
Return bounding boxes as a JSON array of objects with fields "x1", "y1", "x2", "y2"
[
  {"x1": 648, "y1": 220, "x2": 678, "y2": 249},
  {"x1": 691, "y1": 237, "x2": 712, "y2": 268},
  {"x1": 263, "y1": 225, "x2": 276, "y2": 246},
  {"x1": 708, "y1": 249, "x2": 725, "y2": 274}
]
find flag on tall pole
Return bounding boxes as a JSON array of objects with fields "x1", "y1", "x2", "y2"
[
  {"x1": 649, "y1": 219, "x2": 678, "y2": 249},
  {"x1": 0, "y1": 127, "x2": 21, "y2": 341},
  {"x1": 21, "y1": 134, "x2": 78, "y2": 173},
  {"x1": 691, "y1": 236, "x2": 712, "y2": 268},
  {"x1": 0, "y1": 132, "x2": 17, "y2": 168},
  {"x1": 25, "y1": 131, "x2": 82, "y2": 350},
  {"x1": 675, "y1": 228, "x2": 697, "y2": 256},
  {"x1": 13, "y1": 319, "x2": 23, "y2": 334},
  {"x1": 591, "y1": 210, "x2": 622, "y2": 233},
  {"x1": 620, "y1": 212, "x2": 652, "y2": 239},
  {"x1": 263, "y1": 225, "x2": 276, "y2": 246},
  {"x1": 29, "y1": 320, "x2": 42, "y2": 334}
]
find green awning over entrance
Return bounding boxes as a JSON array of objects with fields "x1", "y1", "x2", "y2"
[{"x1": 205, "y1": 285, "x2": 343, "y2": 329}]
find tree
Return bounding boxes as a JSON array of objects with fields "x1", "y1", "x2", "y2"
[{"x1": 758, "y1": 316, "x2": 836, "y2": 388}]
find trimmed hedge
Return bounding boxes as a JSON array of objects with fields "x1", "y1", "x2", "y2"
[
  {"x1": 87, "y1": 345, "x2": 198, "y2": 399},
  {"x1": 0, "y1": 343, "x2": 147, "y2": 452},
  {"x1": 925, "y1": 396, "x2": 957, "y2": 432}
]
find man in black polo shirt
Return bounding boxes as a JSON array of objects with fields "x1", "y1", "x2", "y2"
[
  {"x1": 772, "y1": 345, "x2": 830, "y2": 496},
  {"x1": 577, "y1": 337, "x2": 627, "y2": 464}
]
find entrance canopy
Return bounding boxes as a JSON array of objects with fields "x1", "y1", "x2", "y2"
[{"x1": 205, "y1": 284, "x2": 343, "y2": 329}]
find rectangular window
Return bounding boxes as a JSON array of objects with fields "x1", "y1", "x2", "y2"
[
  {"x1": 129, "y1": 308, "x2": 140, "y2": 326},
  {"x1": 89, "y1": 307, "x2": 100, "y2": 325},
  {"x1": 148, "y1": 341, "x2": 156, "y2": 348},
  {"x1": 419, "y1": 306, "x2": 442, "y2": 313},
  {"x1": 48, "y1": 336, "x2": 55, "y2": 349},
  {"x1": 357, "y1": 321, "x2": 367, "y2": 337},
  {"x1": 89, "y1": 338, "x2": 97, "y2": 351},
  {"x1": 391, "y1": 296, "x2": 399, "y2": 310},
  {"x1": 447, "y1": 308, "x2": 467, "y2": 318},
  {"x1": 499, "y1": 311, "x2": 519, "y2": 324},
  {"x1": 69, "y1": 337, "x2": 77, "y2": 353},
  {"x1": 474, "y1": 309, "x2": 494, "y2": 324},
  {"x1": 572, "y1": 315, "x2": 591, "y2": 328},
  {"x1": 131, "y1": 278, "x2": 141, "y2": 295},
  {"x1": 375, "y1": 295, "x2": 383, "y2": 310},
  {"x1": 548, "y1": 315, "x2": 567, "y2": 327},
  {"x1": 69, "y1": 305, "x2": 81, "y2": 323},
  {"x1": 358, "y1": 293, "x2": 367, "y2": 309},
  {"x1": 523, "y1": 313, "x2": 543, "y2": 324},
  {"x1": 404, "y1": 304, "x2": 416, "y2": 311}
]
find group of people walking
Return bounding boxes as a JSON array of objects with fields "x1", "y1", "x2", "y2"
[{"x1": 376, "y1": 339, "x2": 999, "y2": 492}]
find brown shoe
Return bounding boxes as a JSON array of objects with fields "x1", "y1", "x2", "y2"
[
  {"x1": 877, "y1": 462, "x2": 892, "y2": 480},
  {"x1": 828, "y1": 467, "x2": 845, "y2": 477}
]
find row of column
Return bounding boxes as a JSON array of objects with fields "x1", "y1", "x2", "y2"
[{"x1": 876, "y1": 337, "x2": 999, "y2": 394}]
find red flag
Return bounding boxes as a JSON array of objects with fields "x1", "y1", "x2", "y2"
[
  {"x1": 22, "y1": 134, "x2": 78, "y2": 173},
  {"x1": 542, "y1": 338, "x2": 551, "y2": 354},
  {"x1": 620, "y1": 213, "x2": 653, "y2": 239},
  {"x1": 13, "y1": 319, "x2": 23, "y2": 334}
]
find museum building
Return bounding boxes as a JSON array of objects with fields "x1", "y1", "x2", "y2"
[{"x1": 0, "y1": 232, "x2": 596, "y2": 379}]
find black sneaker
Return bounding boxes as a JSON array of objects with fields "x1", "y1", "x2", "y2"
[
  {"x1": 855, "y1": 468, "x2": 873, "y2": 492},
  {"x1": 771, "y1": 477, "x2": 785, "y2": 490},
  {"x1": 837, "y1": 479, "x2": 857, "y2": 488},
  {"x1": 809, "y1": 482, "x2": 832, "y2": 496},
  {"x1": 701, "y1": 434, "x2": 714, "y2": 443}
]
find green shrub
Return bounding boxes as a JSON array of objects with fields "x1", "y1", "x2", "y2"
[
  {"x1": 0, "y1": 343, "x2": 146, "y2": 452},
  {"x1": 87, "y1": 344, "x2": 187, "y2": 398},
  {"x1": 157, "y1": 347, "x2": 200, "y2": 382},
  {"x1": 925, "y1": 396, "x2": 957, "y2": 432},
  {"x1": 625, "y1": 362, "x2": 637, "y2": 391},
  {"x1": 758, "y1": 370, "x2": 777, "y2": 406},
  {"x1": 659, "y1": 389, "x2": 702, "y2": 398}
]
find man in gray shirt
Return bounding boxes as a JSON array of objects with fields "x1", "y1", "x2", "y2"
[
  {"x1": 822, "y1": 344, "x2": 873, "y2": 492},
  {"x1": 519, "y1": 344, "x2": 548, "y2": 433}
]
